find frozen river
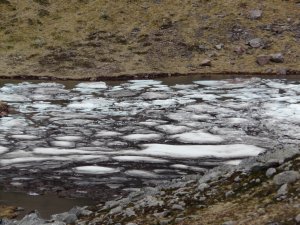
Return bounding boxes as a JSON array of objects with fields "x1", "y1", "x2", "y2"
[{"x1": 0, "y1": 77, "x2": 299, "y2": 201}]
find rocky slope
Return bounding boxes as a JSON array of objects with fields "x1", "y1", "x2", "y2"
[
  {"x1": 1, "y1": 145, "x2": 299, "y2": 225},
  {"x1": 0, "y1": 0, "x2": 299, "y2": 79}
]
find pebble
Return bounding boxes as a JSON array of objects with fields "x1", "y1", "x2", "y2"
[{"x1": 266, "y1": 168, "x2": 276, "y2": 177}]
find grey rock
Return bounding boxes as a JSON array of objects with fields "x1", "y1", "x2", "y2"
[
  {"x1": 200, "y1": 59, "x2": 212, "y2": 66},
  {"x1": 175, "y1": 217, "x2": 185, "y2": 223},
  {"x1": 270, "y1": 53, "x2": 284, "y2": 63},
  {"x1": 249, "y1": 38, "x2": 263, "y2": 48},
  {"x1": 295, "y1": 214, "x2": 300, "y2": 223},
  {"x1": 135, "y1": 196, "x2": 164, "y2": 209},
  {"x1": 215, "y1": 44, "x2": 224, "y2": 50},
  {"x1": 123, "y1": 207, "x2": 136, "y2": 218},
  {"x1": 249, "y1": 9, "x2": 262, "y2": 19},
  {"x1": 197, "y1": 183, "x2": 210, "y2": 192},
  {"x1": 69, "y1": 206, "x2": 93, "y2": 217},
  {"x1": 256, "y1": 55, "x2": 271, "y2": 66},
  {"x1": 266, "y1": 168, "x2": 276, "y2": 177},
  {"x1": 222, "y1": 221, "x2": 236, "y2": 225},
  {"x1": 159, "y1": 219, "x2": 172, "y2": 225},
  {"x1": 51, "y1": 212, "x2": 77, "y2": 224},
  {"x1": 257, "y1": 208, "x2": 266, "y2": 215},
  {"x1": 277, "y1": 183, "x2": 288, "y2": 197},
  {"x1": 273, "y1": 171, "x2": 300, "y2": 185},
  {"x1": 234, "y1": 176, "x2": 241, "y2": 182},
  {"x1": 276, "y1": 68, "x2": 288, "y2": 75},
  {"x1": 18, "y1": 212, "x2": 45, "y2": 225},
  {"x1": 126, "y1": 223, "x2": 138, "y2": 225},
  {"x1": 225, "y1": 190, "x2": 235, "y2": 198},
  {"x1": 109, "y1": 206, "x2": 122, "y2": 215},
  {"x1": 171, "y1": 204, "x2": 185, "y2": 211}
]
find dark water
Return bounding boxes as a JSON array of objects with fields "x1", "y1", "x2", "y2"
[{"x1": 0, "y1": 190, "x2": 95, "y2": 219}]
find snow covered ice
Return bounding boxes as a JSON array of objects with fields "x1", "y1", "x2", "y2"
[{"x1": 0, "y1": 78, "x2": 299, "y2": 192}]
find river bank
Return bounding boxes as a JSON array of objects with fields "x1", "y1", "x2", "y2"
[{"x1": 0, "y1": 0, "x2": 299, "y2": 80}]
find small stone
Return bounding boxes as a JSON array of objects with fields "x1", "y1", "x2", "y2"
[
  {"x1": 273, "y1": 171, "x2": 300, "y2": 185},
  {"x1": 172, "y1": 204, "x2": 185, "y2": 211},
  {"x1": 126, "y1": 223, "x2": 138, "y2": 225},
  {"x1": 257, "y1": 208, "x2": 266, "y2": 215},
  {"x1": 276, "y1": 68, "x2": 288, "y2": 75},
  {"x1": 249, "y1": 9, "x2": 262, "y2": 19},
  {"x1": 270, "y1": 53, "x2": 284, "y2": 63},
  {"x1": 200, "y1": 59, "x2": 212, "y2": 66},
  {"x1": 249, "y1": 38, "x2": 263, "y2": 48},
  {"x1": 295, "y1": 214, "x2": 300, "y2": 223},
  {"x1": 159, "y1": 219, "x2": 172, "y2": 225},
  {"x1": 198, "y1": 183, "x2": 210, "y2": 192},
  {"x1": 266, "y1": 168, "x2": 276, "y2": 177},
  {"x1": 234, "y1": 176, "x2": 240, "y2": 182},
  {"x1": 234, "y1": 46, "x2": 245, "y2": 55},
  {"x1": 109, "y1": 206, "x2": 122, "y2": 215},
  {"x1": 222, "y1": 221, "x2": 237, "y2": 225},
  {"x1": 225, "y1": 190, "x2": 234, "y2": 198},
  {"x1": 256, "y1": 55, "x2": 271, "y2": 66},
  {"x1": 175, "y1": 217, "x2": 185, "y2": 223},
  {"x1": 277, "y1": 183, "x2": 288, "y2": 197},
  {"x1": 215, "y1": 43, "x2": 224, "y2": 50}
]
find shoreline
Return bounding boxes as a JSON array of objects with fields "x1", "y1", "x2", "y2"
[{"x1": 0, "y1": 71, "x2": 299, "y2": 82}]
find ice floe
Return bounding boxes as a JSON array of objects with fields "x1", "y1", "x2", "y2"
[
  {"x1": 156, "y1": 125, "x2": 191, "y2": 134},
  {"x1": 123, "y1": 134, "x2": 162, "y2": 142},
  {"x1": 125, "y1": 170, "x2": 158, "y2": 178},
  {"x1": 127, "y1": 144, "x2": 264, "y2": 159},
  {"x1": 171, "y1": 131, "x2": 224, "y2": 144},
  {"x1": 10, "y1": 135, "x2": 39, "y2": 140},
  {"x1": 112, "y1": 156, "x2": 168, "y2": 163},
  {"x1": 54, "y1": 136, "x2": 83, "y2": 141},
  {"x1": 0, "y1": 146, "x2": 8, "y2": 154},
  {"x1": 74, "y1": 166, "x2": 119, "y2": 174}
]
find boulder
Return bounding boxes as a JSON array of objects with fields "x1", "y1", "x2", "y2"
[
  {"x1": 256, "y1": 55, "x2": 271, "y2": 66},
  {"x1": 273, "y1": 171, "x2": 300, "y2": 185},
  {"x1": 270, "y1": 53, "x2": 284, "y2": 63}
]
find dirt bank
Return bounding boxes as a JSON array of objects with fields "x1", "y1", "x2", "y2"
[{"x1": 0, "y1": 0, "x2": 299, "y2": 80}]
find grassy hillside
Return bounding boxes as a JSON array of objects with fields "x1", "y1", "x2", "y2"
[{"x1": 0, "y1": 0, "x2": 299, "y2": 79}]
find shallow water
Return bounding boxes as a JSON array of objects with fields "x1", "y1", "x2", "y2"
[
  {"x1": 0, "y1": 190, "x2": 95, "y2": 219},
  {"x1": 0, "y1": 76, "x2": 299, "y2": 214}
]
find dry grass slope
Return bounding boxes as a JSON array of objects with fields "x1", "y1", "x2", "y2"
[{"x1": 0, "y1": 0, "x2": 299, "y2": 79}]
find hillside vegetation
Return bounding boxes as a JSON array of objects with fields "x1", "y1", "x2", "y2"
[{"x1": 0, "y1": 0, "x2": 299, "y2": 79}]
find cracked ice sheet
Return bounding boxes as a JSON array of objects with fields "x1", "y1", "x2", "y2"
[{"x1": 123, "y1": 144, "x2": 264, "y2": 159}]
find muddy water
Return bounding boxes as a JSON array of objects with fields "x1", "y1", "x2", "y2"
[
  {"x1": 0, "y1": 76, "x2": 299, "y2": 216},
  {"x1": 0, "y1": 190, "x2": 95, "y2": 219}
]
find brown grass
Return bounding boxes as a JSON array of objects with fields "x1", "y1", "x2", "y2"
[{"x1": 0, "y1": 0, "x2": 299, "y2": 79}]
